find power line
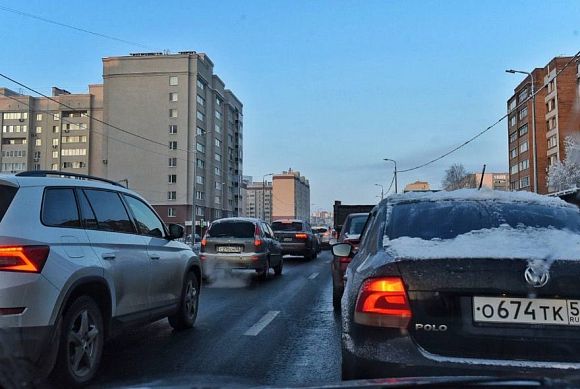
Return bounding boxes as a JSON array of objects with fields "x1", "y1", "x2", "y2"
[
  {"x1": 397, "y1": 50, "x2": 580, "y2": 174},
  {"x1": 0, "y1": 5, "x2": 152, "y2": 49},
  {"x1": 385, "y1": 174, "x2": 396, "y2": 195}
]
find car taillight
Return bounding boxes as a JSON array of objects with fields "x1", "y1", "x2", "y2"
[
  {"x1": 0, "y1": 246, "x2": 50, "y2": 273},
  {"x1": 295, "y1": 233, "x2": 308, "y2": 239},
  {"x1": 254, "y1": 224, "x2": 263, "y2": 248},
  {"x1": 354, "y1": 277, "x2": 412, "y2": 328},
  {"x1": 323, "y1": 232, "x2": 330, "y2": 237}
]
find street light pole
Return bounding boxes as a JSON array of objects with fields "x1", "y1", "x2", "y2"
[
  {"x1": 383, "y1": 158, "x2": 398, "y2": 194},
  {"x1": 506, "y1": 69, "x2": 538, "y2": 193},
  {"x1": 374, "y1": 183, "x2": 384, "y2": 200},
  {"x1": 262, "y1": 173, "x2": 274, "y2": 221}
]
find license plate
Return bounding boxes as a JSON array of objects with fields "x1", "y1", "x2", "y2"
[
  {"x1": 283, "y1": 238, "x2": 292, "y2": 242},
  {"x1": 217, "y1": 246, "x2": 242, "y2": 253},
  {"x1": 473, "y1": 296, "x2": 580, "y2": 326}
]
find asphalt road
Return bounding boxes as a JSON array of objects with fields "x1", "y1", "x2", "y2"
[{"x1": 88, "y1": 250, "x2": 342, "y2": 388}]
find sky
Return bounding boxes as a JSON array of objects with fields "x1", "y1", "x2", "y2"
[{"x1": 0, "y1": 0, "x2": 579, "y2": 211}]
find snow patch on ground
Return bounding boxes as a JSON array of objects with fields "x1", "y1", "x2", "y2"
[{"x1": 385, "y1": 225, "x2": 580, "y2": 261}]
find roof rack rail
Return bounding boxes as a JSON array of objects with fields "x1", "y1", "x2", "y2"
[{"x1": 15, "y1": 171, "x2": 125, "y2": 188}]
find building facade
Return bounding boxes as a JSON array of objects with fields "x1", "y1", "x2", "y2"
[
  {"x1": 272, "y1": 169, "x2": 310, "y2": 221},
  {"x1": 0, "y1": 86, "x2": 103, "y2": 175},
  {"x1": 101, "y1": 52, "x2": 243, "y2": 234},
  {"x1": 403, "y1": 181, "x2": 431, "y2": 193},
  {"x1": 466, "y1": 173, "x2": 509, "y2": 191},
  {"x1": 244, "y1": 181, "x2": 273, "y2": 223},
  {"x1": 507, "y1": 56, "x2": 579, "y2": 194}
]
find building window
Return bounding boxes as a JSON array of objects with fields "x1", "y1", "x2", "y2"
[
  {"x1": 510, "y1": 148, "x2": 517, "y2": 159},
  {"x1": 215, "y1": 182, "x2": 222, "y2": 190},
  {"x1": 510, "y1": 164, "x2": 519, "y2": 174},
  {"x1": 167, "y1": 191, "x2": 177, "y2": 200},
  {"x1": 196, "y1": 111, "x2": 205, "y2": 122},
  {"x1": 36, "y1": 126, "x2": 42, "y2": 133},
  {"x1": 520, "y1": 176, "x2": 530, "y2": 188},
  {"x1": 51, "y1": 163, "x2": 58, "y2": 170},
  {"x1": 2, "y1": 112, "x2": 28, "y2": 120},
  {"x1": 35, "y1": 139, "x2": 42, "y2": 146},
  {"x1": 196, "y1": 127, "x2": 205, "y2": 136},
  {"x1": 548, "y1": 135, "x2": 557, "y2": 149},
  {"x1": 215, "y1": 153, "x2": 221, "y2": 162},
  {"x1": 548, "y1": 154, "x2": 558, "y2": 167},
  {"x1": 215, "y1": 166, "x2": 221, "y2": 175},
  {"x1": 215, "y1": 138, "x2": 222, "y2": 148},
  {"x1": 52, "y1": 151, "x2": 59, "y2": 158},
  {"x1": 169, "y1": 76, "x2": 178, "y2": 86},
  {"x1": 196, "y1": 95, "x2": 205, "y2": 106},
  {"x1": 169, "y1": 125, "x2": 177, "y2": 134},
  {"x1": 215, "y1": 123, "x2": 222, "y2": 133},
  {"x1": 168, "y1": 208, "x2": 176, "y2": 217},
  {"x1": 196, "y1": 191, "x2": 204, "y2": 200},
  {"x1": 518, "y1": 89, "x2": 528, "y2": 102},
  {"x1": 169, "y1": 109, "x2": 178, "y2": 118},
  {"x1": 215, "y1": 196, "x2": 221, "y2": 205},
  {"x1": 196, "y1": 142, "x2": 205, "y2": 153},
  {"x1": 518, "y1": 106, "x2": 528, "y2": 120},
  {"x1": 547, "y1": 116, "x2": 557, "y2": 131},
  {"x1": 509, "y1": 132, "x2": 517, "y2": 143},
  {"x1": 519, "y1": 141, "x2": 528, "y2": 153},
  {"x1": 509, "y1": 115, "x2": 516, "y2": 127},
  {"x1": 196, "y1": 79, "x2": 205, "y2": 91},
  {"x1": 197, "y1": 158, "x2": 205, "y2": 168},
  {"x1": 196, "y1": 206, "x2": 204, "y2": 216},
  {"x1": 61, "y1": 149, "x2": 87, "y2": 156},
  {"x1": 518, "y1": 124, "x2": 528, "y2": 137},
  {"x1": 547, "y1": 79, "x2": 555, "y2": 93},
  {"x1": 53, "y1": 113, "x2": 60, "y2": 121},
  {"x1": 511, "y1": 180, "x2": 519, "y2": 190},
  {"x1": 169, "y1": 141, "x2": 177, "y2": 150},
  {"x1": 169, "y1": 157, "x2": 177, "y2": 167},
  {"x1": 169, "y1": 92, "x2": 178, "y2": 102},
  {"x1": 36, "y1": 113, "x2": 42, "y2": 121},
  {"x1": 168, "y1": 174, "x2": 177, "y2": 184},
  {"x1": 518, "y1": 159, "x2": 529, "y2": 171},
  {"x1": 508, "y1": 99, "x2": 516, "y2": 112},
  {"x1": 53, "y1": 125, "x2": 59, "y2": 133},
  {"x1": 52, "y1": 139, "x2": 59, "y2": 146},
  {"x1": 546, "y1": 98, "x2": 556, "y2": 112},
  {"x1": 215, "y1": 110, "x2": 222, "y2": 120},
  {"x1": 196, "y1": 175, "x2": 204, "y2": 184}
]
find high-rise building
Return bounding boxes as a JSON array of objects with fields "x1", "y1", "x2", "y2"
[
  {"x1": 507, "y1": 56, "x2": 579, "y2": 194},
  {"x1": 101, "y1": 51, "x2": 243, "y2": 235},
  {"x1": 272, "y1": 169, "x2": 310, "y2": 221},
  {"x1": 244, "y1": 181, "x2": 273, "y2": 223},
  {"x1": 0, "y1": 86, "x2": 103, "y2": 175}
]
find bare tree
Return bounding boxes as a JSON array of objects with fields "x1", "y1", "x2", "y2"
[
  {"x1": 548, "y1": 135, "x2": 580, "y2": 192},
  {"x1": 442, "y1": 163, "x2": 471, "y2": 191}
]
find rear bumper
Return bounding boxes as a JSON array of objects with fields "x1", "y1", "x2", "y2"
[
  {"x1": 342, "y1": 331, "x2": 580, "y2": 380},
  {"x1": 280, "y1": 242, "x2": 309, "y2": 255},
  {"x1": 200, "y1": 252, "x2": 267, "y2": 271}
]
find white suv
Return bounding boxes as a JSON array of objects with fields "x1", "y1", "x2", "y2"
[{"x1": 0, "y1": 171, "x2": 201, "y2": 387}]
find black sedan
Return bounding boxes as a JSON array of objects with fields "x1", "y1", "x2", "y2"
[{"x1": 338, "y1": 189, "x2": 580, "y2": 380}]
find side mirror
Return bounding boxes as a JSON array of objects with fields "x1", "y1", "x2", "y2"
[
  {"x1": 168, "y1": 224, "x2": 185, "y2": 240},
  {"x1": 332, "y1": 243, "x2": 352, "y2": 258}
]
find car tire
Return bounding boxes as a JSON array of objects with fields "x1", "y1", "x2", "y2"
[
  {"x1": 51, "y1": 295, "x2": 104, "y2": 387},
  {"x1": 333, "y1": 286, "x2": 342, "y2": 311},
  {"x1": 273, "y1": 257, "x2": 283, "y2": 276},
  {"x1": 169, "y1": 272, "x2": 199, "y2": 331}
]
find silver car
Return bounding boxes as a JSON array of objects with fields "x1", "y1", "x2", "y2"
[
  {"x1": 0, "y1": 171, "x2": 201, "y2": 387},
  {"x1": 200, "y1": 217, "x2": 283, "y2": 280}
]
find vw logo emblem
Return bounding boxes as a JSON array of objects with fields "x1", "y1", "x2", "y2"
[{"x1": 524, "y1": 266, "x2": 550, "y2": 288}]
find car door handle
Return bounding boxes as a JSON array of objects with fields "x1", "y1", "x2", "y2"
[
  {"x1": 101, "y1": 253, "x2": 116, "y2": 260},
  {"x1": 150, "y1": 254, "x2": 161, "y2": 260}
]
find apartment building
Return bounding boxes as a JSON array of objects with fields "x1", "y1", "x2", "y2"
[
  {"x1": 244, "y1": 181, "x2": 273, "y2": 223},
  {"x1": 507, "y1": 56, "x2": 579, "y2": 194},
  {"x1": 0, "y1": 86, "x2": 103, "y2": 175},
  {"x1": 465, "y1": 173, "x2": 509, "y2": 191},
  {"x1": 101, "y1": 52, "x2": 243, "y2": 235},
  {"x1": 272, "y1": 169, "x2": 310, "y2": 221}
]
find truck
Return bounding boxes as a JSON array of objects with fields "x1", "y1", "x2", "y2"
[{"x1": 333, "y1": 200, "x2": 375, "y2": 234}]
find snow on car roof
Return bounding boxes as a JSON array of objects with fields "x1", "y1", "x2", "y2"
[
  {"x1": 385, "y1": 226, "x2": 580, "y2": 261},
  {"x1": 386, "y1": 188, "x2": 575, "y2": 208}
]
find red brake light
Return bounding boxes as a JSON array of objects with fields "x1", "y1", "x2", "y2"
[
  {"x1": 254, "y1": 224, "x2": 263, "y2": 248},
  {"x1": 295, "y1": 233, "x2": 308, "y2": 239},
  {"x1": 201, "y1": 239, "x2": 207, "y2": 247},
  {"x1": 0, "y1": 246, "x2": 50, "y2": 273},
  {"x1": 354, "y1": 277, "x2": 412, "y2": 328}
]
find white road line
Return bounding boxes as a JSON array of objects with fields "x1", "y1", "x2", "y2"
[
  {"x1": 308, "y1": 272, "x2": 319, "y2": 280},
  {"x1": 244, "y1": 311, "x2": 280, "y2": 336}
]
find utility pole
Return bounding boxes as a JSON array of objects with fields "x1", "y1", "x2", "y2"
[
  {"x1": 383, "y1": 158, "x2": 398, "y2": 194},
  {"x1": 374, "y1": 183, "x2": 384, "y2": 200}
]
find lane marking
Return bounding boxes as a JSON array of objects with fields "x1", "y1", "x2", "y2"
[
  {"x1": 308, "y1": 272, "x2": 319, "y2": 280},
  {"x1": 244, "y1": 311, "x2": 280, "y2": 336},
  {"x1": 325, "y1": 259, "x2": 332, "y2": 264}
]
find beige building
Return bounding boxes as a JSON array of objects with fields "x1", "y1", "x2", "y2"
[
  {"x1": 0, "y1": 86, "x2": 103, "y2": 175},
  {"x1": 272, "y1": 169, "x2": 310, "y2": 221},
  {"x1": 244, "y1": 181, "x2": 273, "y2": 223},
  {"x1": 403, "y1": 181, "x2": 431, "y2": 193},
  {"x1": 469, "y1": 173, "x2": 509, "y2": 191},
  {"x1": 101, "y1": 51, "x2": 243, "y2": 234}
]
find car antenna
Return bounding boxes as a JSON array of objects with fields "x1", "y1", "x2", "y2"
[{"x1": 478, "y1": 164, "x2": 486, "y2": 190}]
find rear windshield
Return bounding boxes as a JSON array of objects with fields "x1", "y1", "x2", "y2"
[
  {"x1": 272, "y1": 221, "x2": 303, "y2": 231},
  {"x1": 0, "y1": 185, "x2": 17, "y2": 223},
  {"x1": 345, "y1": 215, "x2": 368, "y2": 235},
  {"x1": 313, "y1": 227, "x2": 328, "y2": 233},
  {"x1": 207, "y1": 221, "x2": 255, "y2": 238},
  {"x1": 387, "y1": 200, "x2": 580, "y2": 240}
]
